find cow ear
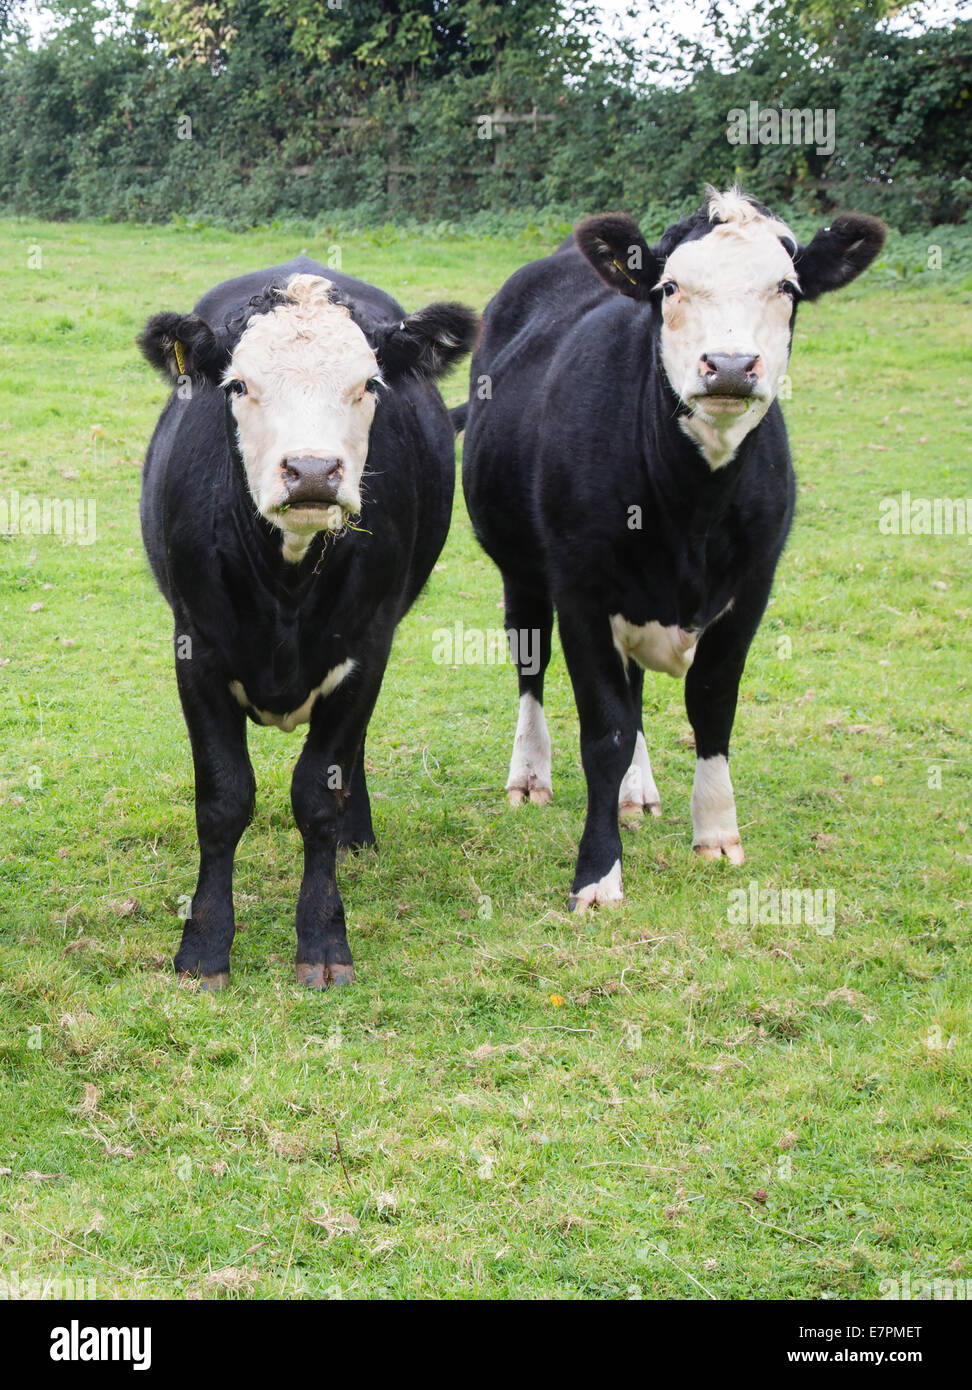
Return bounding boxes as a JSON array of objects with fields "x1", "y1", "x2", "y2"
[
  {"x1": 793, "y1": 214, "x2": 887, "y2": 302},
  {"x1": 574, "y1": 214, "x2": 659, "y2": 299},
  {"x1": 374, "y1": 303, "x2": 479, "y2": 382},
  {"x1": 138, "y1": 312, "x2": 227, "y2": 385}
]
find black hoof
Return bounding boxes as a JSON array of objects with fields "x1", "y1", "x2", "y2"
[
  {"x1": 337, "y1": 835, "x2": 378, "y2": 856},
  {"x1": 177, "y1": 968, "x2": 230, "y2": 991},
  {"x1": 296, "y1": 961, "x2": 356, "y2": 990}
]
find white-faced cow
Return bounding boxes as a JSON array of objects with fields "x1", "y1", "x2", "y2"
[
  {"x1": 461, "y1": 187, "x2": 885, "y2": 910},
  {"x1": 139, "y1": 260, "x2": 477, "y2": 988}
]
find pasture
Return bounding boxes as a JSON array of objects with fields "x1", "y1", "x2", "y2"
[{"x1": 0, "y1": 219, "x2": 970, "y2": 1300}]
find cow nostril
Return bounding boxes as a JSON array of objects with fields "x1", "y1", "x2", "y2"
[
  {"x1": 743, "y1": 356, "x2": 760, "y2": 376},
  {"x1": 698, "y1": 355, "x2": 717, "y2": 376},
  {"x1": 325, "y1": 460, "x2": 344, "y2": 483},
  {"x1": 282, "y1": 464, "x2": 300, "y2": 484}
]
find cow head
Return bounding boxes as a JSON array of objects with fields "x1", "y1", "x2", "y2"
[
  {"x1": 575, "y1": 187, "x2": 886, "y2": 467},
  {"x1": 140, "y1": 274, "x2": 478, "y2": 558}
]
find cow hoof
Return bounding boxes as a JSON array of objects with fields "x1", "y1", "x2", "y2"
[
  {"x1": 337, "y1": 841, "x2": 378, "y2": 864},
  {"x1": 508, "y1": 784, "x2": 552, "y2": 806},
  {"x1": 568, "y1": 859, "x2": 623, "y2": 912},
  {"x1": 296, "y1": 961, "x2": 356, "y2": 990},
  {"x1": 178, "y1": 969, "x2": 230, "y2": 992},
  {"x1": 199, "y1": 971, "x2": 231, "y2": 991},
  {"x1": 694, "y1": 838, "x2": 746, "y2": 865},
  {"x1": 617, "y1": 735, "x2": 661, "y2": 825}
]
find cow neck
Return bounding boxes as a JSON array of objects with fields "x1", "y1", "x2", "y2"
[{"x1": 221, "y1": 409, "x2": 345, "y2": 605}]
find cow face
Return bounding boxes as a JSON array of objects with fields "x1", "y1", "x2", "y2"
[
  {"x1": 575, "y1": 188, "x2": 886, "y2": 468},
  {"x1": 654, "y1": 205, "x2": 798, "y2": 436},
  {"x1": 222, "y1": 276, "x2": 379, "y2": 540},
  {"x1": 140, "y1": 276, "x2": 478, "y2": 558}
]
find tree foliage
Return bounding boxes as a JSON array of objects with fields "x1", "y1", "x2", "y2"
[{"x1": 0, "y1": 0, "x2": 967, "y2": 229}]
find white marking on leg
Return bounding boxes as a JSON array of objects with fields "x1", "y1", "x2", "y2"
[
  {"x1": 506, "y1": 692, "x2": 552, "y2": 805},
  {"x1": 618, "y1": 730, "x2": 662, "y2": 822},
  {"x1": 691, "y1": 754, "x2": 745, "y2": 863},
  {"x1": 318, "y1": 657, "x2": 355, "y2": 699},
  {"x1": 569, "y1": 858, "x2": 623, "y2": 911},
  {"x1": 229, "y1": 658, "x2": 355, "y2": 733}
]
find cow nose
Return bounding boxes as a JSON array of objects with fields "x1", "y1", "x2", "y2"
[
  {"x1": 281, "y1": 455, "x2": 344, "y2": 505},
  {"x1": 698, "y1": 353, "x2": 761, "y2": 397}
]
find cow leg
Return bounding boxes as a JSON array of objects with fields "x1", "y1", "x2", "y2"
[
  {"x1": 617, "y1": 664, "x2": 662, "y2": 825},
  {"x1": 503, "y1": 580, "x2": 554, "y2": 805},
  {"x1": 337, "y1": 739, "x2": 376, "y2": 854},
  {"x1": 684, "y1": 612, "x2": 754, "y2": 864},
  {"x1": 290, "y1": 669, "x2": 384, "y2": 989},
  {"x1": 173, "y1": 649, "x2": 255, "y2": 989},
  {"x1": 558, "y1": 607, "x2": 637, "y2": 910}
]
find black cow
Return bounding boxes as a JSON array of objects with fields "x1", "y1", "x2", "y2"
[
  {"x1": 461, "y1": 187, "x2": 885, "y2": 910},
  {"x1": 139, "y1": 258, "x2": 477, "y2": 987}
]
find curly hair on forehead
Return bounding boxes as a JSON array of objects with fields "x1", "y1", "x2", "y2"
[
  {"x1": 705, "y1": 184, "x2": 775, "y2": 226},
  {"x1": 223, "y1": 276, "x2": 353, "y2": 341},
  {"x1": 221, "y1": 283, "x2": 286, "y2": 341},
  {"x1": 651, "y1": 186, "x2": 795, "y2": 262}
]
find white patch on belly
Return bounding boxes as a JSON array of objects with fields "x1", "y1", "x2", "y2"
[
  {"x1": 611, "y1": 614, "x2": 697, "y2": 679},
  {"x1": 506, "y1": 692, "x2": 552, "y2": 805},
  {"x1": 691, "y1": 754, "x2": 745, "y2": 863},
  {"x1": 569, "y1": 858, "x2": 623, "y2": 911},
  {"x1": 229, "y1": 657, "x2": 355, "y2": 732},
  {"x1": 618, "y1": 730, "x2": 662, "y2": 821}
]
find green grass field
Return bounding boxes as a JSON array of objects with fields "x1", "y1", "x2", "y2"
[{"x1": 0, "y1": 218, "x2": 970, "y2": 1300}]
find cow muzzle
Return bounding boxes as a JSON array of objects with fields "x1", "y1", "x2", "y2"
[
  {"x1": 694, "y1": 353, "x2": 763, "y2": 410},
  {"x1": 272, "y1": 454, "x2": 359, "y2": 534},
  {"x1": 281, "y1": 455, "x2": 345, "y2": 507}
]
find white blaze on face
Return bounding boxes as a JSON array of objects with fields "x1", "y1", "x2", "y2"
[
  {"x1": 657, "y1": 193, "x2": 799, "y2": 468},
  {"x1": 223, "y1": 274, "x2": 380, "y2": 556}
]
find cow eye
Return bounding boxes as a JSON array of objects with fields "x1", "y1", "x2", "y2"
[
  {"x1": 226, "y1": 379, "x2": 247, "y2": 397},
  {"x1": 365, "y1": 377, "x2": 381, "y2": 394},
  {"x1": 662, "y1": 281, "x2": 678, "y2": 298},
  {"x1": 778, "y1": 280, "x2": 799, "y2": 300}
]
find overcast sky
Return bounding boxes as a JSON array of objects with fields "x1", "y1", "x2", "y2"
[
  {"x1": 21, "y1": 0, "x2": 972, "y2": 55},
  {"x1": 592, "y1": 0, "x2": 970, "y2": 76}
]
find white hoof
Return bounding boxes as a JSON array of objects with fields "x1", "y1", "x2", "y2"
[
  {"x1": 506, "y1": 693, "x2": 552, "y2": 807},
  {"x1": 508, "y1": 784, "x2": 552, "y2": 806},
  {"x1": 691, "y1": 755, "x2": 744, "y2": 864},
  {"x1": 568, "y1": 859, "x2": 623, "y2": 912},
  {"x1": 695, "y1": 836, "x2": 746, "y2": 865},
  {"x1": 618, "y1": 731, "x2": 661, "y2": 823}
]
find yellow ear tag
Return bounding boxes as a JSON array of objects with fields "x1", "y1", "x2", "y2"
[
  {"x1": 173, "y1": 339, "x2": 187, "y2": 376},
  {"x1": 611, "y1": 258, "x2": 638, "y2": 287}
]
